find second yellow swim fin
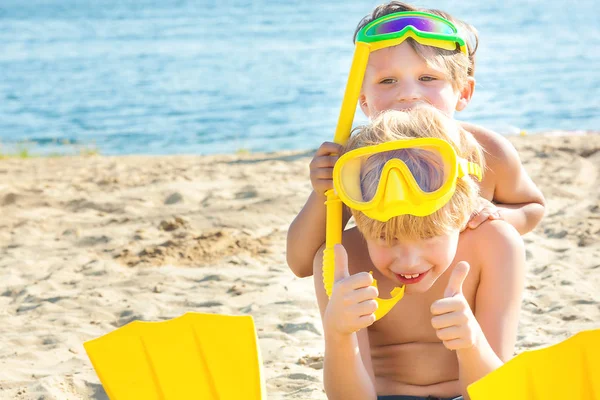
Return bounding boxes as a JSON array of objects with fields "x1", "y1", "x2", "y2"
[
  {"x1": 468, "y1": 329, "x2": 600, "y2": 400},
  {"x1": 84, "y1": 312, "x2": 265, "y2": 400}
]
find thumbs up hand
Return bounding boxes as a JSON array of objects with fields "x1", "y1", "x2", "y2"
[
  {"x1": 430, "y1": 261, "x2": 481, "y2": 351},
  {"x1": 324, "y1": 244, "x2": 379, "y2": 337}
]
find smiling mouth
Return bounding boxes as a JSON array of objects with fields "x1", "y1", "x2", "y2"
[
  {"x1": 398, "y1": 272, "x2": 421, "y2": 278},
  {"x1": 394, "y1": 270, "x2": 429, "y2": 284}
]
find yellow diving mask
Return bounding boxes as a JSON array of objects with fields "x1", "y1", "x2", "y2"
[{"x1": 333, "y1": 137, "x2": 482, "y2": 222}]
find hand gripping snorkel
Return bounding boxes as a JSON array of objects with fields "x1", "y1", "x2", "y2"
[{"x1": 323, "y1": 11, "x2": 468, "y2": 321}]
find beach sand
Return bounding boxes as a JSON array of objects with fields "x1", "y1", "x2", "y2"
[{"x1": 1, "y1": 133, "x2": 599, "y2": 399}]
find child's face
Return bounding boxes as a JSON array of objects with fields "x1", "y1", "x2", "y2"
[
  {"x1": 365, "y1": 230, "x2": 460, "y2": 294},
  {"x1": 359, "y1": 41, "x2": 472, "y2": 119}
]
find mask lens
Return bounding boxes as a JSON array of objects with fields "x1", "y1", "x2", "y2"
[
  {"x1": 366, "y1": 15, "x2": 455, "y2": 37},
  {"x1": 356, "y1": 148, "x2": 447, "y2": 202}
]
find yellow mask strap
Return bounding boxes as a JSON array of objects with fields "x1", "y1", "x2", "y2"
[{"x1": 458, "y1": 159, "x2": 482, "y2": 181}]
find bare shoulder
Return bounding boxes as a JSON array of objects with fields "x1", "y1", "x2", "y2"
[
  {"x1": 462, "y1": 220, "x2": 525, "y2": 272},
  {"x1": 458, "y1": 121, "x2": 521, "y2": 165},
  {"x1": 461, "y1": 220, "x2": 525, "y2": 258}
]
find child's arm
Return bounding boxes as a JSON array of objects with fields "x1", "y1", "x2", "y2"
[
  {"x1": 313, "y1": 244, "x2": 378, "y2": 400},
  {"x1": 287, "y1": 142, "x2": 352, "y2": 277},
  {"x1": 461, "y1": 122, "x2": 546, "y2": 235},
  {"x1": 323, "y1": 328, "x2": 377, "y2": 400},
  {"x1": 430, "y1": 221, "x2": 525, "y2": 398},
  {"x1": 461, "y1": 221, "x2": 525, "y2": 397}
]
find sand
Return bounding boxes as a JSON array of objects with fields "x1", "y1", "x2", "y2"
[{"x1": 0, "y1": 133, "x2": 599, "y2": 399}]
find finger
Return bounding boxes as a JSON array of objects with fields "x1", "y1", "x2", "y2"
[
  {"x1": 357, "y1": 313, "x2": 377, "y2": 329},
  {"x1": 444, "y1": 261, "x2": 470, "y2": 298},
  {"x1": 442, "y1": 338, "x2": 473, "y2": 351},
  {"x1": 430, "y1": 297, "x2": 465, "y2": 316},
  {"x1": 333, "y1": 244, "x2": 350, "y2": 283},
  {"x1": 310, "y1": 155, "x2": 338, "y2": 169},
  {"x1": 347, "y1": 285, "x2": 379, "y2": 304},
  {"x1": 431, "y1": 311, "x2": 468, "y2": 329},
  {"x1": 351, "y1": 299, "x2": 378, "y2": 317},
  {"x1": 312, "y1": 167, "x2": 334, "y2": 180},
  {"x1": 480, "y1": 210, "x2": 493, "y2": 219},
  {"x1": 490, "y1": 211, "x2": 502, "y2": 220},
  {"x1": 468, "y1": 212, "x2": 489, "y2": 229},
  {"x1": 343, "y1": 271, "x2": 374, "y2": 290},
  {"x1": 316, "y1": 142, "x2": 343, "y2": 156},
  {"x1": 435, "y1": 326, "x2": 463, "y2": 342}
]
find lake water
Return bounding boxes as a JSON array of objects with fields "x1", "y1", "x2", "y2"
[{"x1": 1, "y1": 0, "x2": 599, "y2": 155}]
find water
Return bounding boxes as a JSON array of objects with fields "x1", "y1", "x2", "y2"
[{"x1": 1, "y1": 0, "x2": 599, "y2": 155}]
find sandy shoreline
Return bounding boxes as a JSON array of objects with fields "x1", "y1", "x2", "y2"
[{"x1": 1, "y1": 133, "x2": 599, "y2": 399}]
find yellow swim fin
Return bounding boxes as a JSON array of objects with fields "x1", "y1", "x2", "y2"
[
  {"x1": 468, "y1": 329, "x2": 600, "y2": 400},
  {"x1": 84, "y1": 312, "x2": 265, "y2": 400}
]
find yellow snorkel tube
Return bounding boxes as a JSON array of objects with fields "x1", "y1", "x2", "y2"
[{"x1": 323, "y1": 11, "x2": 469, "y2": 321}]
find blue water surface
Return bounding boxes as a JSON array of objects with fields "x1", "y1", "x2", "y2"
[{"x1": 1, "y1": 0, "x2": 599, "y2": 155}]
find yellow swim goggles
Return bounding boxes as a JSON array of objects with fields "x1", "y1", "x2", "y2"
[{"x1": 333, "y1": 138, "x2": 482, "y2": 222}]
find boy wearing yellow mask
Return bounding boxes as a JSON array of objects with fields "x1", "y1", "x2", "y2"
[{"x1": 313, "y1": 106, "x2": 525, "y2": 400}]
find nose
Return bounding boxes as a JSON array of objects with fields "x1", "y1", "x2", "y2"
[
  {"x1": 395, "y1": 79, "x2": 421, "y2": 106},
  {"x1": 392, "y1": 244, "x2": 421, "y2": 271}
]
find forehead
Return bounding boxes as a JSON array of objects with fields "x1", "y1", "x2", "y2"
[
  {"x1": 366, "y1": 41, "x2": 444, "y2": 73},
  {"x1": 395, "y1": 230, "x2": 460, "y2": 248}
]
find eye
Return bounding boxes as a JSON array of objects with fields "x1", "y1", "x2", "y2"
[
  {"x1": 424, "y1": 236, "x2": 442, "y2": 245},
  {"x1": 420, "y1": 76, "x2": 437, "y2": 82},
  {"x1": 377, "y1": 234, "x2": 398, "y2": 246},
  {"x1": 379, "y1": 78, "x2": 397, "y2": 84},
  {"x1": 377, "y1": 235, "x2": 390, "y2": 245}
]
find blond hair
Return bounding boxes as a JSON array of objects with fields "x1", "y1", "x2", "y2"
[
  {"x1": 354, "y1": 1, "x2": 479, "y2": 90},
  {"x1": 344, "y1": 106, "x2": 484, "y2": 242}
]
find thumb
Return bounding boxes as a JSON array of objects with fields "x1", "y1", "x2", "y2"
[
  {"x1": 333, "y1": 244, "x2": 350, "y2": 283},
  {"x1": 444, "y1": 261, "x2": 470, "y2": 298}
]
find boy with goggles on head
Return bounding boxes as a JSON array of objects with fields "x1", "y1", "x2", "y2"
[
  {"x1": 313, "y1": 106, "x2": 525, "y2": 400},
  {"x1": 286, "y1": 1, "x2": 545, "y2": 279}
]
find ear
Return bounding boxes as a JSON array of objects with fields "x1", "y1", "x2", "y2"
[
  {"x1": 359, "y1": 92, "x2": 371, "y2": 117},
  {"x1": 455, "y1": 77, "x2": 475, "y2": 112}
]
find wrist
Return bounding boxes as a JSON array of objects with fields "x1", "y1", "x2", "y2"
[
  {"x1": 324, "y1": 326, "x2": 354, "y2": 344},
  {"x1": 456, "y1": 343, "x2": 479, "y2": 361},
  {"x1": 456, "y1": 329, "x2": 488, "y2": 360},
  {"x1": 312, "y1": 189, "x2": 328, "y2": 201}
]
